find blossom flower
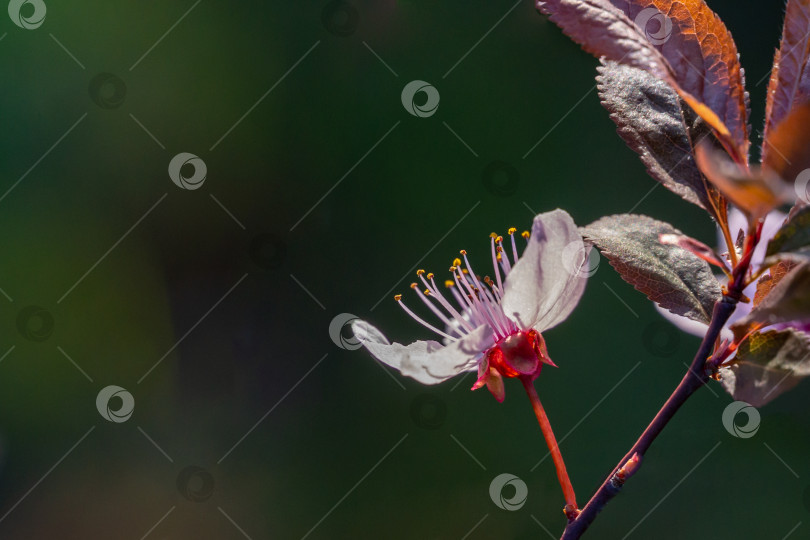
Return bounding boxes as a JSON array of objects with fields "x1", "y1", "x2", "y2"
[
  {"x1": 352, "y1": 209, "x2": 589, "y2": 402},
  {"x1": 657, "y1": 207, "x2": 787, "y2": 338}
]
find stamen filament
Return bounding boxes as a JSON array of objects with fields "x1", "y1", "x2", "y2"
[
  {"x1": 490, "y1": 235, "x2": 505, "y2": 293},
  {"x1": 454, "y1": 267, "x2": 507, "y2": 339},
  {"x1": 497, "y1": 237, "x2": 512, "y2": 274},
  {"x1": 508, "y1": 228, "x2": 519, "y2": 264},
  {"x1": 410, "y1": 284, "x2": 465, "y2": 338},
  {"x1": 425, "y1": 276, "x2": 476, "y2": 333},
  {"x1": 395, "y1": 297, "x2": 457, "y2": 341}
]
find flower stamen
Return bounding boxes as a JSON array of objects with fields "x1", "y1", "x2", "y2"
[{"x1": 395, "y1": 293, "x2": 457, "y2": 341}]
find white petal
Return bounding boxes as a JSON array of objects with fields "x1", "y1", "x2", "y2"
[
  {"x1": 719, "y1": 206, "x2": 747, "y2": 251},
  {"x1": 719, "y1": 207, "x2": 786, "y2": 268},
  {"x1": 654, "y1": 303, "x2": 709, "y2": 338},
  {"x1": 501, "y1": 209, "x2": 588, "y2": 332},
  {"x1": 752, "y1": 209, "x2": 787, "y2": 267},
  {"x1": 352, "y1": 320, "x2": 494, "y2": 385}
]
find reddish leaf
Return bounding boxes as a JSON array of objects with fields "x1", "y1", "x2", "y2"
[
  {"x1": 753, "y1": 261, "x2": 797, "y2": 306},
  {"x1": 622, "y1": 0, "x2": 749, "y2": 158},
  {"x1": 765, "y1": 204, "x2": 810, "y2": 262},
  {"x1": 597, "y1": 60, "x2": 725, "y2": 220},
  {"x1": 721, "y1": 329, "x2": 810, "y2": 406},
  {"x1": 537, "y1": 0, "x2": 672, "y2": 77},
  {"x1": 582, "y1": 214, "x2": 721, "y2": 324},
  {"x1": 761, "y1": 101, "x2": 810, "y2": 184},
  {"x1": 694, "y1": 142, "x2": 784, "y2": 219},
  {"x1": 734, "y1": 262, "x2": 810, "y2": 331},
  {"x1": 763, "y1": 0, "x2": 810, "y2": 163},
  {"x1": 537, "y1": 0, "x2": 749, "y2": 161}
]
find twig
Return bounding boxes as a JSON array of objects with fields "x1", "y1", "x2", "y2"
[{"x1": 560, "y1": 219, "x2": 760, "y2": 539}]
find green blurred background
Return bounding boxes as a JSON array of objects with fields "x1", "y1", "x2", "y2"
[{"x1": 0, "y1": 1, "x2": 807, "y2": 538}]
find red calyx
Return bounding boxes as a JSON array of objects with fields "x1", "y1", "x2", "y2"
[{"x1": 472, "y1": 330, "x2": 556, "y2": 402}]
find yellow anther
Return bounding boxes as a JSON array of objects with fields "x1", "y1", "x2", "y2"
[
  {"x1": 461, "y1": 268, "x2": 469, "y2": 274},
  {"x1": 444, "y1": 280, "x2": 454, "y2": 288},
  {"x1": 453, "y1": 258, "x2": 462, "y2": 267},
  {"x1": 522, "y1": 230, "x2": 530, "y2": 239},
  {"x1": 423, "y1": 289, "x2": 430, "y2": 296},
  {"x1": 416, "y1": 269, "x2": 425, "y2": 276},
  {"x1": 496, "y1": 236, "x2": 503, "y2": 243},
  {"x1": 410, "y1": 282, "x2": 418, "y2": 289},
  {"x1": 449, "y1": 266, "x2": 457, "y2": 272},
  {"x1": 426, "y1": 272, "x2": 434, "y2": 280},
  {"x1": 394, "y1": 294, "x2": 402, "y2": 301},
  {"x1": 489, "y1": 232, "x2": 498, "y2": 239},
  {"x1": 460, "y1": 249, "x2": 467, "y2": 256},
  {"x1": 508, "y1": 227, "x2": 517, "y2": 235}
]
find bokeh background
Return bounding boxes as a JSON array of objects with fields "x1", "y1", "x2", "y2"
[{"x1": 0, "y1": 0, "x2": 807, "y2": 538}]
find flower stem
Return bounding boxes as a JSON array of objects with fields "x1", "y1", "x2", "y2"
[{"x1": 520, "y1": 377, "x2": 577, "y2": 513}]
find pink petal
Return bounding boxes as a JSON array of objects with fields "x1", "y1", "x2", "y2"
[
  {"x1": 501, "y1": 209, "x2": 588, "y2": 332},
  {"x1": 352, "y1": 320, "x2": 494, "y2": 385}
]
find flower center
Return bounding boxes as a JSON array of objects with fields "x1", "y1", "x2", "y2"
[{"x1": 486, "y1": 329, "x2": 550, "y2": 380}]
